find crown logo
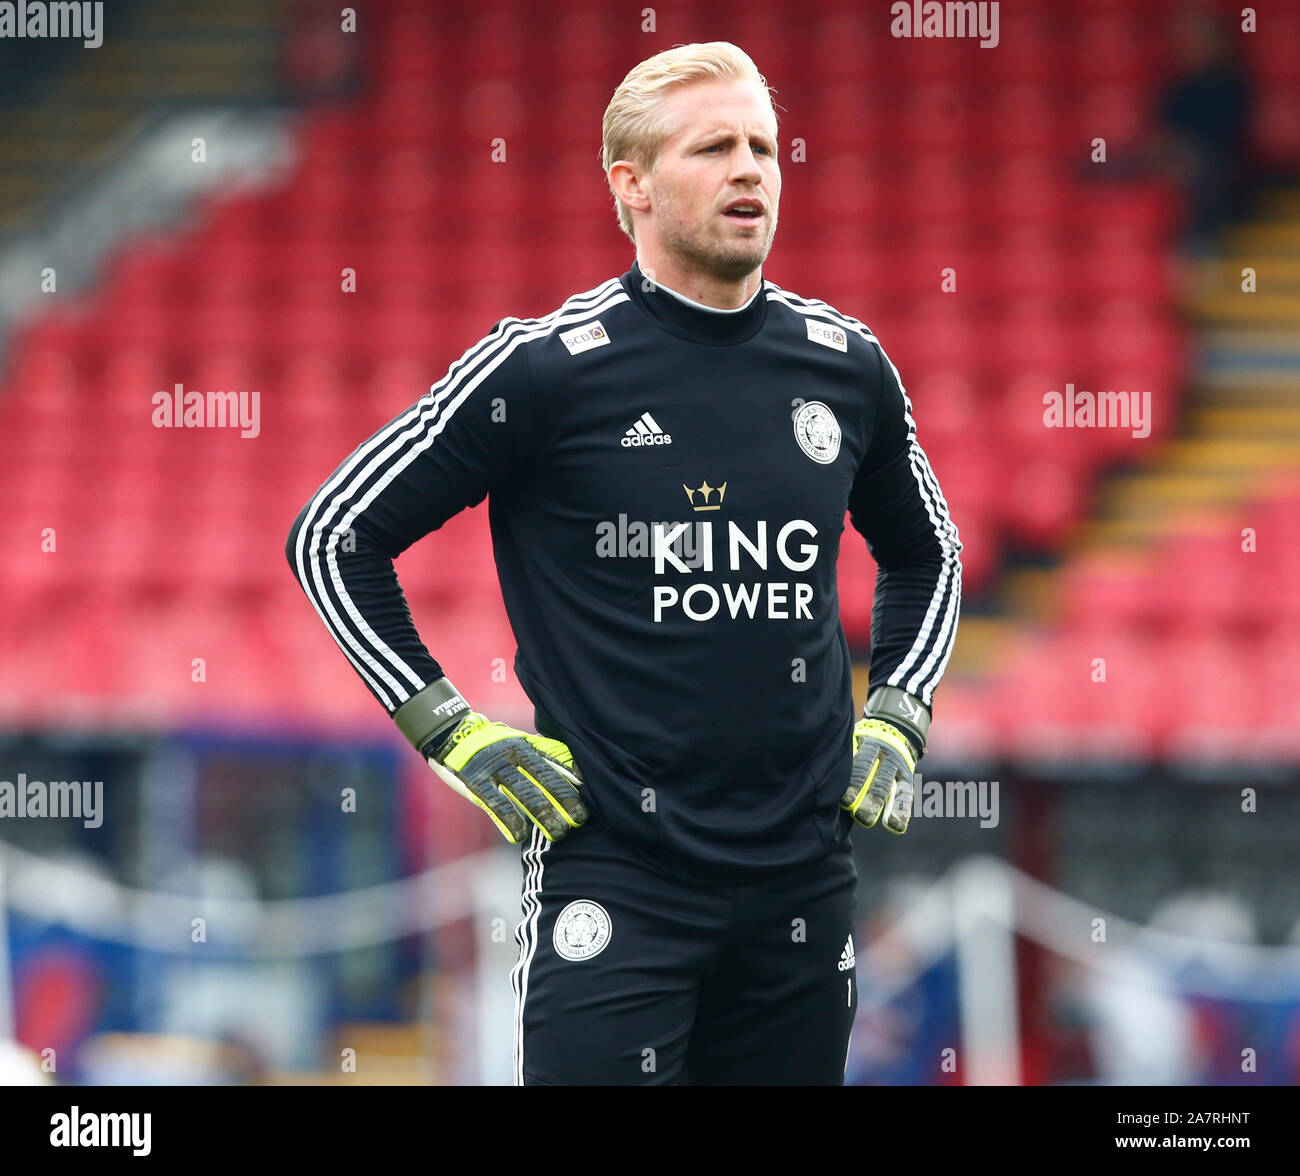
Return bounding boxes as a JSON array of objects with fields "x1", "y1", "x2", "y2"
[{"x1": 683, "y1": 480, "x2": 726, "y2": 511}]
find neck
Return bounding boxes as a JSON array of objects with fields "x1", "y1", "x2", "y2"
[
  {"x1": 634, "y1": 250, "x2": 763, "y2": 310},
  {"x1": 623, "y1": 259, "x2": 768, "y2": 347}
]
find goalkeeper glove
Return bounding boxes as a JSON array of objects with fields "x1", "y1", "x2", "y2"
[
  {"x1": 840, "y1": 686, "x2": 929, "y2": 835},
  {"x1": 392, "y1": 678, "x2": 588, "y2": 844}
]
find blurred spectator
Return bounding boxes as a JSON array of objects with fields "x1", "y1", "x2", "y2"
[
  {"x1": 1154, "y1": 6, "x2": 1252, "y2": 251},
  {"x1": 282, "y1": 0, "x2": 362, "y2": 101}
]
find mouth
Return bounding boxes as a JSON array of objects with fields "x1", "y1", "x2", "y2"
[{"x1": 722, "y1": 199, "x2": 764, "y2": 223}]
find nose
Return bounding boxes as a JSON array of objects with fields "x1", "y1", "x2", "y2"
[{"x1": 731, "y1": 146, "x2": 764, "y2": 183}]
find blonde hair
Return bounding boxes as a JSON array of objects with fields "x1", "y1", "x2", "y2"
[{"x1": 601, "y1": 42, "x2": 777, "y2": 243}]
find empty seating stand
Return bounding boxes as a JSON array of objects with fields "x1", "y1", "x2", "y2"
[{"x1": 6, "y1": 0, "x2": 1292, "y2": 732}]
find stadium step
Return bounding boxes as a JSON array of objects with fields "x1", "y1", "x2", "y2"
[
  {"x1": 1223, "y1": 220, "x2": 1300, "y2": 253},
  {"x1": 1187, "y1": 406, "x2": 1300, "y2": 437},
  {"x1": 0, "y1": 0, "x2": 286, "y2": 245},
  {"x1": 1071, "y1": 188, "x2": 1300, "y2": 554},
  {"x1": 969, "y1": 179, "x2": 1300, "y2": 717}
]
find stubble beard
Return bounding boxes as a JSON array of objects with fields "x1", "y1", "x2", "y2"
[{"x1": 656, "y1": 195, "x2": 777, "y2": 286}]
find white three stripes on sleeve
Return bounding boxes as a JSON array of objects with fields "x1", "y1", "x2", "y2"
[
  {"x1": 292, "y1": 279, "x2": 628, "y2": 711},
  {"x1": 766, "y1": 285, "x2": 963, "y2": 707}
]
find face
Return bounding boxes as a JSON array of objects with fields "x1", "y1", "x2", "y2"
[{"x1": 640, "y1": 78, "x2": 781, "y2": 283}]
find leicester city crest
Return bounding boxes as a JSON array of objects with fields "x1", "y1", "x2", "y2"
[{"x1": 793, "y1": 401, "x2": 842, "y2": 464}]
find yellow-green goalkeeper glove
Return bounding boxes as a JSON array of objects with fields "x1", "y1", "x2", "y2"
[
  {"x1": 393, "y1": 678, "x2": 588, "y2": 844},
  {"x1": 840, "y1": 686, "x2": 928, "y2": 835}
]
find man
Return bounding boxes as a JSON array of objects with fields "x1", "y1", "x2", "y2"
[{"x1": 287, "y1": 41, "x2": 962, "y2": 1085}]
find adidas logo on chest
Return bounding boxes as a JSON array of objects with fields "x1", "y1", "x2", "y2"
[{"x1": 622, "y1": 411, "x2": 672, "y2": 447}]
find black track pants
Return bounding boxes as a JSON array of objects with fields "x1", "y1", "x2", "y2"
[{"x1": 512, "y1": 819, "x2": 859, "y2": 1086}]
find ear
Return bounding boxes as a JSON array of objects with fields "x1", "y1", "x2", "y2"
[{"x1": 608, "y1": 160, "x2": 651, "y2": 215}]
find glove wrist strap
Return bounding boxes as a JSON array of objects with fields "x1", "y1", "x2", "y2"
[
  {"x1": 865, "y1": 686, "x2": 930, "y2": 755},
  {"x1": 856, "y1": 719, "x2": 919, "y2": 769},
  {"x1": 393, "y1": 677, "x2": 472, "y2": 758}
]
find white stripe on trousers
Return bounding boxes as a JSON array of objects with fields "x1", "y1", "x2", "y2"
[{"x1": 511, "y1": 826, "x2": 549, "y2": 1086}]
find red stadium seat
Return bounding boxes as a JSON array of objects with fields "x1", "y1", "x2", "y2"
[{"x1": 0, "y1": 0, "x2": 1202, "y2": 731}]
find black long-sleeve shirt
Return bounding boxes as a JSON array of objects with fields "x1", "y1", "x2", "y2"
[{"x1": 287, "y1": 260, "x2": 962, "y2": 879}]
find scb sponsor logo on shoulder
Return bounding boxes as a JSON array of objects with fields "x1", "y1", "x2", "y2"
[
  {"x1": 805, "y1": 319, "x2": 847, "y2": 353},
  {"x1": 558, "y1": 320, "x2": 611, "y2": 356}
]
